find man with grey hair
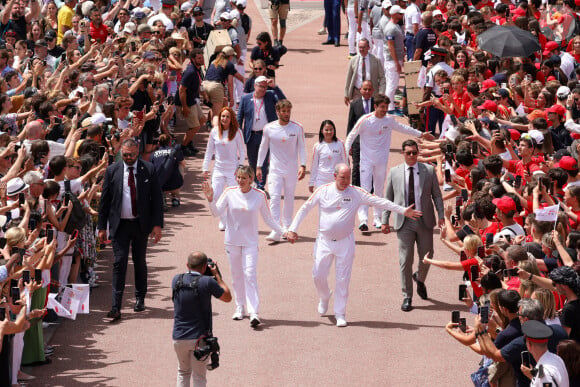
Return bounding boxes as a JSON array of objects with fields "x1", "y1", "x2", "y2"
[
  {"x1": 287, "y1": 163, "x2": 421, "y2": 327},
  {"x1": 22, "y1": 170, "x2": 44, "y2": 198},
  {"x1": 93, "y1": 84, "x2": 110, "y2": 113}
]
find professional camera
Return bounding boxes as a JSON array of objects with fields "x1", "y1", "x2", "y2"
[
  {"x1": 204, "y1": 258, "x2": 222, "y2": 278},
  {"x1": 193, "y1": 336, "x2": 220, "y2": 370}
]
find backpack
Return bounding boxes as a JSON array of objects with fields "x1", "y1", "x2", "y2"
[{"x1": 63, "y1": 180, "x2": 87, "y2": 234}]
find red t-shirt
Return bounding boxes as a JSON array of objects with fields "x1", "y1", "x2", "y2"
[
  {"x1": 451, "y1": 89, "x2": 472, "y2": 117},
  {"x1": 569, "y1": 209, "x2": 580, "y2": 230},
  {"x1": 461, "y1": 258, "x2": 483, "y2": 298},
  {"x1": 90, "y1": 22, "x2": 108, "y2": 43}
]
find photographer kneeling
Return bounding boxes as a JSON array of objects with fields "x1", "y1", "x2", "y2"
[{"x1": 172, "y1": 251, "x2": 232, "y2": 387}]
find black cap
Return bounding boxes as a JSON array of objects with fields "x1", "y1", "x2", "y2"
[
  {"x1": 34, "y1": 39, "x2": 47, "y2": 47},
  {"x1": 431, "y1": 47, "x2": 448, "y2": 57},
  {"x1": 193, "y1": 6, "x2": 203, "y2": 13},
  {"x1": 45, "y1": 30, "x2": 57, "y2": 40},
  {"x1": 162, "y1": 0, "x2": 177, "y2": 6},
  {"x1": 522, "y1": 320, "x2": 553, "y2": 343}
]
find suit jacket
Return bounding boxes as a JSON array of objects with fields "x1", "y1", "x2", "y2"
[
  {"x1": 344, "y1": 54, "x2": 386, "y2": 100},
  {"x1": 98, "y1": 159, "x2": 164, "y2": 238},
  {"x1": 382, "y1": 162, "x2": 444, "y2": 231},
  {"x1": 347, "y1": 97, "x2": 375, "y2": 136},
  {"x1": 237, "y1": 86, "x2": 286, "y2": 144}
]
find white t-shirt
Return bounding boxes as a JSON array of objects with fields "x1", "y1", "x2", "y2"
[
  {"x1": 209, "y1": 186, "x2": 283, "y2": 246},
  {"x1": 202, "y1": 128, "x2": 246, "y2": 174},
  {"x1": 257, "y1": 120, "x2": 307, "y2": 175}
]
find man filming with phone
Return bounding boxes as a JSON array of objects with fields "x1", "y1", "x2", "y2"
[{"x1": 172, "y1": 251, "x2": 231, "y2": 387}]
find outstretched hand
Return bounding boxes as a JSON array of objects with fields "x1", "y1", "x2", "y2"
[
  {"x1": 403, "y1": 204, "x2": 422, "y2": 219},
  {"x1": 201, "y1": 181, "x2": 214, "y2": 202}
]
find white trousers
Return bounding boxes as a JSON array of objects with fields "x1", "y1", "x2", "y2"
[
  {"x1": 212, "y1": 170, "x2": 236, "y2": 226},
  {"x1": 174, "y1": 339, "x2": 208, "y2": 387},
  {"x1": 12, "y1": 332, "x2": 24, "y2": 385},
  {"x1": 59, "y1": 254, "x2": 72, "y2": 286},
  {"x1": 234, "y1": 57, "x2": 245, "y2": 105},
  {"x1": 268, "y1": 171, "x2": 298, "y2": 229},
  {"x1": 347, "y1": 7, "x2": 356, "y2": 54},
  {"x1": 357, "y1": 21, "x2": 372, "y2": 50},
  {"x1": 384, "y1": 59, "x2": 403, "y2": 111},
  {"x1": 312, "y1": 233, "x2": 355, "y2": 317},
  {"x1": 358, "y1": 159, "x2": 387, "y2": 224},
  {"x1": 372, "y1": 37, "x2": 384, "y2": 68},
  {"x1": 226, "y1": 244, "x2": 260, "y2": 314}
]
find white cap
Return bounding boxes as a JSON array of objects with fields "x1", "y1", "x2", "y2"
[
  {"x1": 557, "y1": 86, "x2": 571, "y2": 98},
  {"x1": 390, "y1": 5, "x2": 405, "y2": 14},
  {"x1": 180, "y1": 2, "x2": 194, "y2": 11},
  {"x1": 220, "y1": 11, "x2": 232, "y2": 20},
  {"x1": 237, "y1": 0, "x2": 247, "y2": 6},
  {"x1": 123, "y1": 22, "x2": 136, "y2": 34},
  {"x1": 433, "y1": 9, "x2": 443, "y2": 17},
  {"x1": 81, "y1": 1, "x2": 95, "y2": 16},
  {"x1": 528, "y1": 129, "x2": 544, "y2": 145},
  {"x1": 255, "y1": 75, "x2": 268, "y2": 84},
  {"x1": 382, "y1": 0, "x2": 392, "y2": 8}
]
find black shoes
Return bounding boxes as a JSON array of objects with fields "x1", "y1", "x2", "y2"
[
  {"x1": 134, "y1": 298, "x2": 145, "y2": 312},
  {"x1": 107, "y1": 309, "x2": 121, "y2": 321},
  {"x1": 358, "y1": 222, "x2": 368, "y2": 232},
  {"x1": 401, "y1": 298, "x2": 412, "y2": 312},
  {"x1": 413, "y1": 272, "x2": 428, "y2": 300},
  {"x1": 322, "y1": 40, "x2": 334, "y2": 45},
  {"x1": 334, "y1": 41, "x2": 340, "y2": 47}
]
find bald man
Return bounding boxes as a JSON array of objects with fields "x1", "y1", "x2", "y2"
[
  {"x1": 22, "y1": 120, "x2": 66, "y2": 157},
  {"x1": 287, "y1": 164, "x2": 421, "y2": 327}
]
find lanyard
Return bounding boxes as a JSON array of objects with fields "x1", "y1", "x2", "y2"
[{"x1": 254, "y1": 97, "x2": 264, "y2": 121}]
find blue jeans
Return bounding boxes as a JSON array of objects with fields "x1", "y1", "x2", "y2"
[
  {"x1": 405, "y1": 33, "x2": 415, "y2": 61},
  {"x1": 246, "y1": 131, "x2": 269, "y2": 189},
  {"x1": 426, "y1": 105, "x2": 445, "y2": 136},
  {"x1": 324, "y1": 0, "x2": 341, "y2": 42}
]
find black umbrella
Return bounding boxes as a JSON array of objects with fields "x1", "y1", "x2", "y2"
[{"x1": 477, "y1": 25, "x2": 541, "y2": 58}]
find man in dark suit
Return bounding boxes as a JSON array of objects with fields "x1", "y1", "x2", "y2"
[
  {"x1": 237, "y1": 75, "x2": 285, "y2": 189},
  {"x1": 346, "y1": 80, "x2": 374, "y2": 186},
  {"x1": 382, "y1": 139, "x2": 444, "y2": 312},
  {"x1": 98, "y1": 139, "x2": 164, "y2": 320}
]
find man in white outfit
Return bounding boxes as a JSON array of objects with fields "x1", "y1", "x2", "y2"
[
  {"x1": 287, "y1": 164, "x2": 421, "y2": 327},
  {"x1": 256, "y1": 99, "x2": 307, "y2": 240},
  {"x1": 383, "y1": 5, "x2": 405, "y2": 113},
  {"x1": 345, "y1": 94, "x2": 430, "y2": 231}
]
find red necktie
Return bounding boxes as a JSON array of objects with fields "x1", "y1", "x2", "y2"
[
  {"x1": 362, "y1": 56, "x2": 367, "y2": 81},
  {"x1": 129, "y1": 166, "x2": 137, "y2": 217}
]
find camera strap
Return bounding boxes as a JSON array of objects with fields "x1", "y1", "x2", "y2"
[{"x1": 172, "y1": 273, "x2": 213, "y2": 336}]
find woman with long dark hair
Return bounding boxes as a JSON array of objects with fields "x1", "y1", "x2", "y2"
[{"x1": 308, "y1": 120, "x2": 347, "y2": 193}]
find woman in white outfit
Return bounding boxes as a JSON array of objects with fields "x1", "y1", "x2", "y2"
[
  {"x1": 308, "y1": 120, "x2": 348, "y2": 192},
  {"x1": 202, "y1": 107, "x2": 247, "y2": 231},
  {"x1": 202, "y1": 165, "x2": 283, "y2": 327}
]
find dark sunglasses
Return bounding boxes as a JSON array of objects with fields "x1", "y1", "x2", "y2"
[{"x1": 404, "y1": 151, "x2": 418, "y2": 156}]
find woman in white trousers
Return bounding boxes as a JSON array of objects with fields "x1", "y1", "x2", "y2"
[
  {"x1": 202, "y1": 165, "x2": 283, "y2": 328},
  {"x1": 202, "y1": 107, "x2": 246, "y2": 231}
]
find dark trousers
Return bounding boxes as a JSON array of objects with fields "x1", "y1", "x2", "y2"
[
  {"x1": 324, "y1": 0, "x2": 341, "y2": 42},
  {"x1": 426, "y1": 105, "x2": 445, "y2": 136},
  {"x1": 351, "y1": 140, "x2": 361, "y2": 187},
  {"x1": 111, "y1": 219, "x2": 149, "y2": 310},
  {"x1": 246, "y1": 131, "x2": 269, "y2": 190},
  {"x1": 405, "y1": 33, "x2": 415, "y2": 61}
]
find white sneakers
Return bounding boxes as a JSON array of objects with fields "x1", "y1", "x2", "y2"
[
  {"x1": 336, "y1": 315, "x2": 347, "y2": 327},
  {"x1": 266, "y1": 231, "x2": 281, "y2": 242},
  {"x1": 373, "y1": 220, "x2": 382, "y2": 229},
  {"x1": 250, "y1": 314, "x2": 261, "y2": 327},
  {"x1": 232, "y1": 306, "x2": 245, "y2": 320},
  {"x1": 218, "y1": 221, "x2": 226, "y2": 231},
  {"x1": 318, "y1": 298, "x2": 329, "y2": 315}
]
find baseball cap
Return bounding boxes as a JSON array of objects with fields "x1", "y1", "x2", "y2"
[
  {"x1": 390, "y1": 5, "x2": 405, "y2": 14},
  {"x1": 543, "y1": 41, "x2": 559, "y2": 57},
  {"x1": 477, "y1": 100, "x2": 498, "y2": 113},
  {"x1": 557, "y1": 86, "x2": 571, "y2": 99},
  {"x1": 255, "y1": 75, "x2": 268, "y2": 84},
  {"x1": 558, "y1": 156, "x2": 578, "y2": 171},
  {"x1": 508, "y1": 129, "x2": 521, "y2": 141},
  {"x1": 192, "y1": 6, "x2": 203, "y2": 13},
  {"x1": 480, "y1": 79, "x2": 497, "y2": 92},
  {"x1": 528, "y1": 129, "x2": 544, "y2": 145},
  {"x1": 546, "y1": 104, "x2": 566, "y2": 118},
  {"x1": 433, "y1": 9, "x2": 443, "y2": 17},
  {"x1": 492, "y1": 196, "x2": 517, "y2": 214},
  {"x1": 382, "y1": 0, "x2": 392, "y2": 8}
]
